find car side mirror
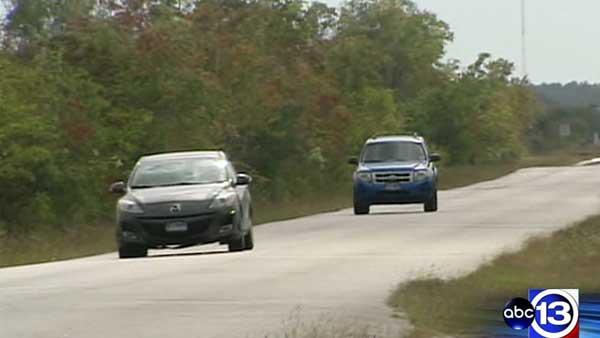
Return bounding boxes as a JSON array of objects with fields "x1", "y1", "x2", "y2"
[
  {"x1": 429, "y1": 153, "x2": 441, "y2": 162},
  {"x1": 236, "y1": 173, "x2": 252, "y2": 186},
  {"x1": 348, "y1": 157, "x2": 359, "y2": 165},
  {"x1": 109, "y1": 181, "x2": 126, "y2": 194}
]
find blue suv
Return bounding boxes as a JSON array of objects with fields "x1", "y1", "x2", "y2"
[{"x1": 349, "y1": 135, "x2": 441, "y2": 215}]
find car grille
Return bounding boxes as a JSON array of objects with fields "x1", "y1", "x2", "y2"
[
  {"x1": 373, "y1": 172, "x2": 412, "y2": 184},
  {"x1": 141, "y1": 201, "x2": 212, "y2": 218}
]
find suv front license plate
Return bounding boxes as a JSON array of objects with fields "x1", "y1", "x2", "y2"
[
  {"x1": 165, "y1": 221, "x2": 188, "y2": 232},
  {"x1": 385, "y1": 183, "x2": 403, "y2": 191}
]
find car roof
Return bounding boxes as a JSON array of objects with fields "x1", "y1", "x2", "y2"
[
  {"x1": 365, "y1": 135, "x2": 424, "y2": 144},
  {"x1": 140, "y1": 151, "x2": 227, "y2": 162}
]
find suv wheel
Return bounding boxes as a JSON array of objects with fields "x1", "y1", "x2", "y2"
[
  {"x1": 424, "y1": 190, "x2": 438, "y2": 213},
  {"x1": 353, "y1": 202, "x2": 370, "y2": 215},
  {"x1": 118, "y1": 244, "x2": 148, "y2": 259}
]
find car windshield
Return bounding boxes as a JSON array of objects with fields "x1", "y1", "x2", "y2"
[
  {"x1": 130, "y1": 159, "x2": 227, "y2": 188},
  {"x1": 361, "y1": 142, "x2": 426, "y2": 163}
]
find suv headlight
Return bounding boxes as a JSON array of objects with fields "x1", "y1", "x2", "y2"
[
  {"x1": 118, "y1": 199, "x2": 144, "y2": 214},
  {"x1": 209, "y1": 189, "x2": 237, "y2": 209},
  {"x1": 414, "y1": 170, "x2": 433, "y2": 182},
  {"x1": 356, "y1": 171, "x2": 373, "y2": 183}
]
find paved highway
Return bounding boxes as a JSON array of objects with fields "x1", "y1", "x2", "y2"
[{"x1": 1, "y1": 166, "x2": 599, "y2": 338}]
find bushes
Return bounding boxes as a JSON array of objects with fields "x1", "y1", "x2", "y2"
[{"x1": 0, "y1": 53, "x2": 151, "y2": 232}]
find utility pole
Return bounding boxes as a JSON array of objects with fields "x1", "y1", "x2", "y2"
[{"x1": 521, "y1": 0, "x2": 528, "y2": 78}]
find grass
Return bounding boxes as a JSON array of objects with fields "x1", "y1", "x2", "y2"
[
  {"x1": 0, "y1": 224, "x2": 115, "y2": 268},
  {"x1": 254, "y1": 188, "x2": 351, "y2": 225},
  {"x1": 261, "y1": 308, "x2": 378, "y2": 338},
  {"x1": 388, "y1": 215, "x2": 600, "y2": 338},
  {"x1": 0, "y1": 191, "x2": 352, "y2": 268},
  {"x1": 437, "y1": 151, "x2": 594, "y2": 190},
  {"x1": 0, "y1": 150, "x2": 595, "y2": 268}
]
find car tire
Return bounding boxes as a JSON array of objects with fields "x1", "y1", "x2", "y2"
[
  {"x1": 424, "y1": 190, "x2": 438, "y2": 213},
  {"x1": 354, "y1": 202, "x2": 370, "y2": 215},
  {"x1": 118, "y1": 245, "x2": 148, "y2": 259},
  {"x1": 228, "y1": 229, "x2": 254, "y2": 252},
  {"x1": 243, "y1": 227, "x2": 254, "y2": 251},
  {"x1": 228, "y1": 239, "x2": 244, "y2": 252}
]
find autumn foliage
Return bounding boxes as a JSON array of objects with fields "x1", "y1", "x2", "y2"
[{"x1": 0, "y1": 0, "x2": 539, "y2": 232}]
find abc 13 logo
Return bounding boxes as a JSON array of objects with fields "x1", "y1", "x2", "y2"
[{"x1": 503, "y1": 289, "x2": 579, "y2": 338}]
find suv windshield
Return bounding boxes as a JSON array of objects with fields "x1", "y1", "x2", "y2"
[
  {"x1": 361, "y1": 142, "x2": 426, "y2": 163},
  {"x1": 130, "y1": 159, "x2": 227, "y2": 188}
]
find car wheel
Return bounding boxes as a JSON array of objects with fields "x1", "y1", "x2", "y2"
[
  {"x1": 228, "y1": 228, "x2": 254, "y2": 252},
  {"x1": 424, "y1": 190, "x2": 438, "y2": 213},
  {"x1": 228, "y1": 236, "x2": 245, "y2": 252},
  {"x1": 243, "y1": 227, "x2": 254, "y2": 251},
  {"x1": 353, "y1": 201, "x2": 370, "y2": 215},
  {"x1": 228, "y1": 241, "x2": 243, "y2": 252},
  {"x1": 118, "y1": 245, "x2": 148, "y2": 259}
]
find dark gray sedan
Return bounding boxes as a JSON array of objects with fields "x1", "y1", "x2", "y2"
[{"x1": 110, "y1": 151, "x2": 254, "y2": 258}]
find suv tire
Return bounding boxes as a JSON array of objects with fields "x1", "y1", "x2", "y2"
[
  {"x1": 353, "y1": 202, "x2": 370, "y2": 215},
  {"x1": 118, "y1": 245, "x2": 148, "y2": 259},
  {"x1": 424, "y1": 190, "x2": 438, "y2": 213}
]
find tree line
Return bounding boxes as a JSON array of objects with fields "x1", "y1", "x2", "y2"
[
  {"x1": 530, "y1": 83, "x2": 600, "y2": 151},
  {"x1": 0, "y1": 0, "x2": 539, "y2": 233},
  {"x1": 534, "y1": 82, "x2": 600, "y2": 108}
]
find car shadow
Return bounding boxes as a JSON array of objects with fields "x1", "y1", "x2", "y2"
[
  {"x1": 148, "y1": 249, "x2": 230, "y2": 259},
  {"x1": 367, "y1": 210, "x2": 424, "y2": 216}
]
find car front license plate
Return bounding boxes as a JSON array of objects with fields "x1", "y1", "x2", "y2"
[
  {"x1": 385, "y1": 183, "x2": 402, "y2": 191},
  {"x1": 165, "y1": 221, "x2": 188, "y2": 232}
]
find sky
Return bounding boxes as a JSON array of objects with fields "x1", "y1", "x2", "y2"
[{"x1": 328, "y1": 0, "x2": 600, "y2": 84}]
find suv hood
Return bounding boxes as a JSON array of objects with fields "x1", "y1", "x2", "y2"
[{"x1": 359, "y1": 161, "x2": 428, "y2": 172}]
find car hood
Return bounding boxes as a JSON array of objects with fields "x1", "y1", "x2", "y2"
[
  {"x1": 359, "y1": 161, "x2": 427, "y2": 172},
  {"x1": 124, "y1": 183, "x2": 228, "y2": 217},
  {"x1": 128, "y1": 183, "x2": 225, "y2": 205}
]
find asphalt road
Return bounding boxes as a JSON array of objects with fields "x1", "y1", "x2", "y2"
[{"x1": 1, "y1": 166, "x2": 599, "y2": 338}]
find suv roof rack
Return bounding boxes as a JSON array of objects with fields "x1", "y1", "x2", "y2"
[{"x1": 371, "y1": 132, "x2": 423, "y2": 139}]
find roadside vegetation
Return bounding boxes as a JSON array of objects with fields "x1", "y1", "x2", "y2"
[
  {"x1": 389, "y1": 214, "x2": 600, "y2": 338},
  {"x1": 0, "y1": 0, "x2": 537, "y2": 234},
  {"x1": 1, "y1": 150, "x2": 591, "y2": 268}
]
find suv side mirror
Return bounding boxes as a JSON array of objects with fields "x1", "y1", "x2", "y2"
[
  {"x1": 429, "y1": 153, "x2": 441, "y2": 162},
  {"x1": 348, "y1": 157, "x2": 359, "y2": 165},
  {"x1": 236, "y1": 173, "x2": 252, "y2": 186},
  {"x1": 110, "y1": 181, "x2": 126, "y2": 194}
]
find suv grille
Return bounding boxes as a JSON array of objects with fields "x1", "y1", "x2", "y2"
[{"x1": 374, "y1": 172, "x2": 412, "y2": 184}]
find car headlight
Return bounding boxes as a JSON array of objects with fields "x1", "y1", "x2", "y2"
[
  {"x1": 356, "y1": 171, "x2": 373, "y2": 183},
  {"x1": 118, "y1": 199, "x2": 144, "y2": 214},
  {"x1": 209, "y1": 189, "x2": 237, "y2": 209},
  {"x1": 414, "y1": 170, "x2": 433, "y2": 182}
]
